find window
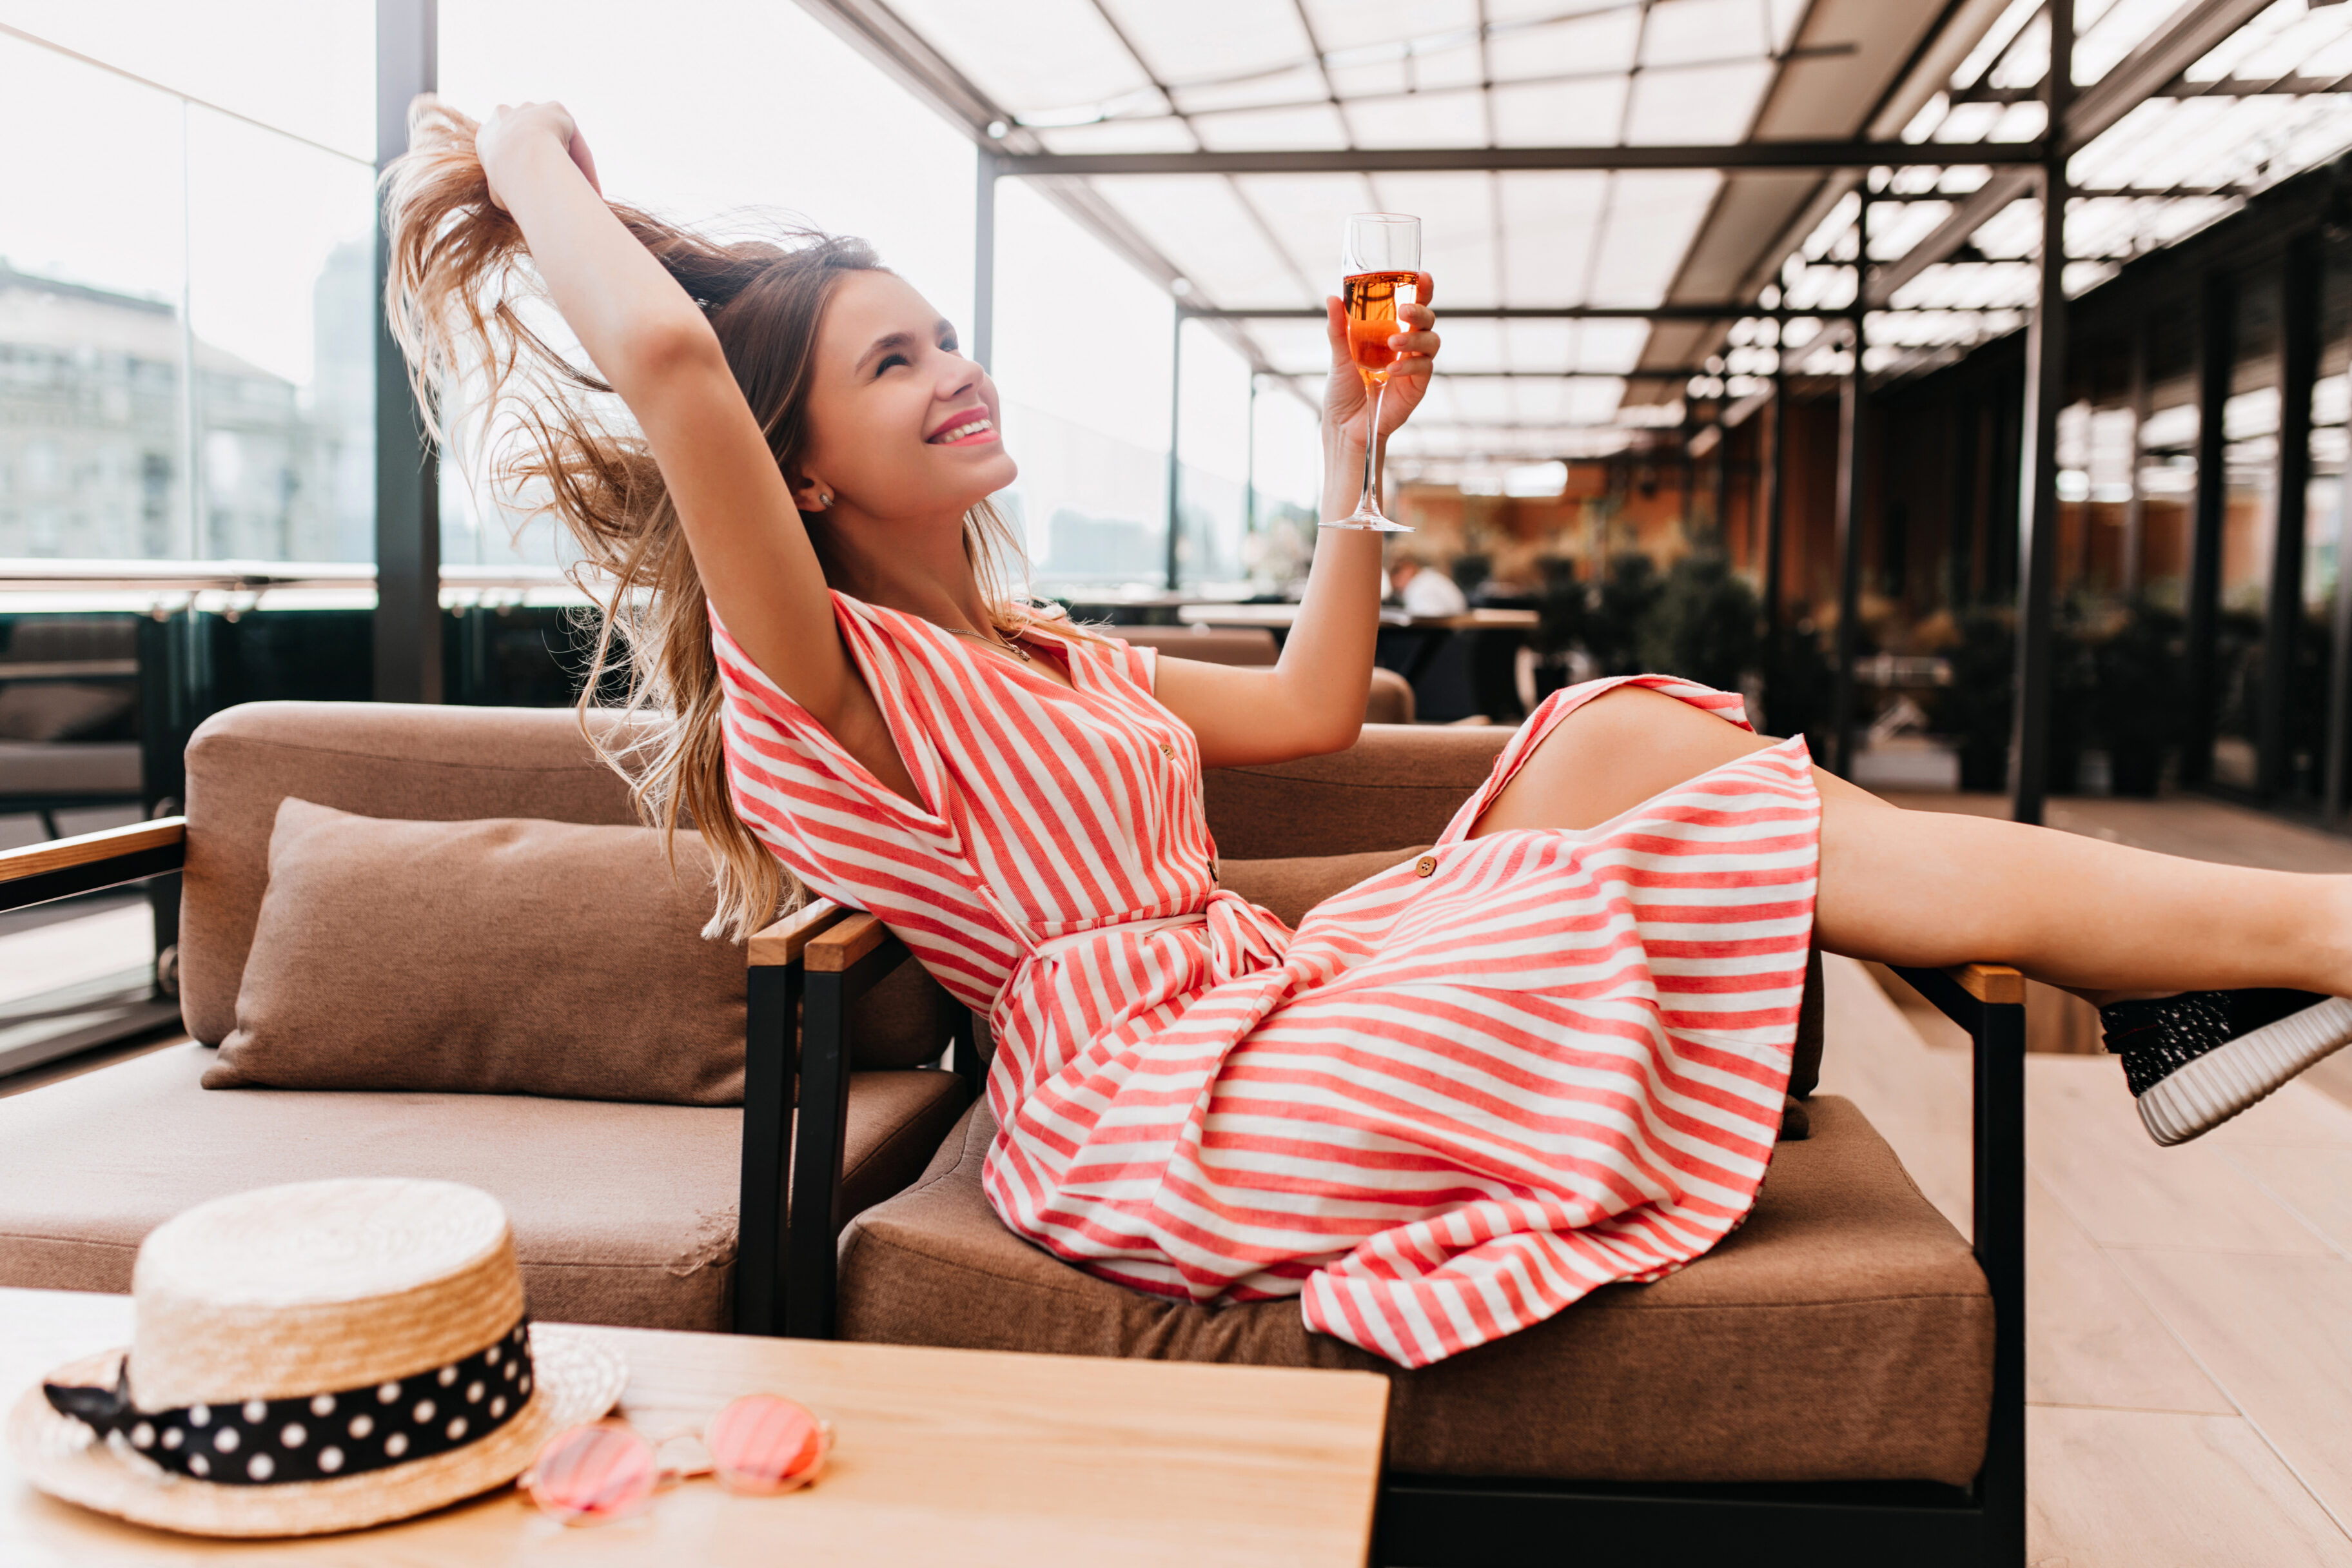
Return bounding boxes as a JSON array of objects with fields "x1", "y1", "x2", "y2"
[{"x1": 0, "y1": 13, "x2": 374, "y2": 565}]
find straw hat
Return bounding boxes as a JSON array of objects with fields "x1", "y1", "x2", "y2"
[{"x1": 6, "y1": 1178, "x2": 627, "y2": 1538}]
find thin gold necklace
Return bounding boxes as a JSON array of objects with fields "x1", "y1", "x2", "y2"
[{"x1": 946, "y1": 625, "x2": 1033, "y2": 663}]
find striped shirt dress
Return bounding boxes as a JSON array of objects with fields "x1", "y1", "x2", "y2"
[{"x1": 714, "y1": 593, "x2": 1820, "y2": 1369}]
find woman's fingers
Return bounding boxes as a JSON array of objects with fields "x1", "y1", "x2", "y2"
[
  {"x1": 567, "y1": 124, "x2": 603, "y2": 194},
  {"x1": 1386, "y1": 299, "x2": 1439, "y2": 359},
  {"x1": 1324, "y1": 295, "x2": 1351, "y2": 368}
]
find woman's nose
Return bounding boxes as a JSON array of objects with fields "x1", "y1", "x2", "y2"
[{"x1": 936, "y1": 353, "x2": 983, "y2": 400}]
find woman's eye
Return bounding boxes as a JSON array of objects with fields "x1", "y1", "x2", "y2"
[
  {"x1": 876, "y1": 353, "x2": 910, "y2": 374},
  {"x1": 940, "y1": 336, "x2": 959, "y2": 355}
]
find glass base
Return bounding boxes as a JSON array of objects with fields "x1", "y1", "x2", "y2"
[{"x1": 1322, "y1": 513, "x2": 1414, "y2": 533}]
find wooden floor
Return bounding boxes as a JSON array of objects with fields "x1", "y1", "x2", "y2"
[
  {"x1": 1838, "y1": 789, "x2": 2352, "y2": 1563},
  {"x1": 1821, "y1": 955, "x2": 2352, "y2": 1565}
]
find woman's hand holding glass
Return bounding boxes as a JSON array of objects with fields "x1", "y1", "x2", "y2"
[{"x1": 1321, "y1": 273, "x2": 1438, "y2": 456}]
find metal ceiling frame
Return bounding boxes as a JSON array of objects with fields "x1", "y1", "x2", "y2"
[
  {"x1": 1184, "y1": 303, "x2": 2011, "y2": 320},
  {"x1": 1865, "y1": 0, "x2": 2285, "y2": 306},
  {"x1": 793, "y1": 0, "x2": 2312, "y2": 402},
  {"x1": 982, "y1": 140, "x2": 2047, "y2": 177}
]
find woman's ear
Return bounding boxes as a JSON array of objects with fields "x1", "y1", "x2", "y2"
[{"x1": 789, "y1": 472, "x2": 834, "y2": 513}]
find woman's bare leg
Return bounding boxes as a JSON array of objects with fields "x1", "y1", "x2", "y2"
[{"x1": 1470, "y1": 685, "x2": 2352, "y2": 1000}]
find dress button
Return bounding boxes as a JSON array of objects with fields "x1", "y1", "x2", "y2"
[
  {"x1": 1159, "y1": 743, "x2": 1175, "y2": 760},
  {"x1": 1413, "y1": 854, "x2": 1437, "y2": 877}
]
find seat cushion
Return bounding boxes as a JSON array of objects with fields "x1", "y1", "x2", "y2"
[
  {"x1": 837, "y1": 1095, "x2": 1992, "y2": 1487},
  {"x1": 0, "y1": 1045, "x2": 968, "y2": 1332}
]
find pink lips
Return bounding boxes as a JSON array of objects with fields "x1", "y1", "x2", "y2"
[{"x1": 927, "y1": 409, "x2": 998, "y2": 446}]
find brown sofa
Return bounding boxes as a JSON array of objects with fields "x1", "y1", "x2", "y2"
[
  {"x1": 0, "y1": 704, "x2": 2023, "y2": 1565},
  {"x1": 0, "y1": 702, "x2": 974, "y2": 1331}
]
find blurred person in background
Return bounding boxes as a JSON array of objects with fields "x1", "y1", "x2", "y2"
[{"x1": 1388, "y1": 550, "x2": 1467, "y2": 618}]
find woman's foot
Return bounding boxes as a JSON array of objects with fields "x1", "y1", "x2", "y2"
[{"x1": 2099, "y1": 990, "x2": 2352, "y2": 1144}]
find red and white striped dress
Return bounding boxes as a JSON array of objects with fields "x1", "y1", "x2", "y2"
[{"x1": 715, "y1": 593, "x2": 1819, "y2": 1368}]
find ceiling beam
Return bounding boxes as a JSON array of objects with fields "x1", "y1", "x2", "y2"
[
  {"x1": 1956, "y1": 72, "x2": 2352, "y2": 102},
  {"x1": 1186, "y1": 303, "x2": 2015, "y2": 320},
  {"x1": 988, "y1": 141, "x2": 2044, "y2": 178},
  {"x1": 1867, "y1": 0, "x2": 2280, "y2": 305}
]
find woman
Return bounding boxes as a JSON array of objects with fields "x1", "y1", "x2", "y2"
[{"x1": 388, "y1": 99, "x2": 2352, "y2": 1369}]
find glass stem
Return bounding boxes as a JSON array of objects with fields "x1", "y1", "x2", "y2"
[{"x1": 1355, "y1": 382, "x2": 1387, "y2": 516}]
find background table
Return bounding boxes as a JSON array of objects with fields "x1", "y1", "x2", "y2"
[
  {"x1": 1175, "y1": 603, "x2": 1539, "y2": 633},
  {"x1": 1, "y1": 1288, "x2": 1388, "y2": 1567}
]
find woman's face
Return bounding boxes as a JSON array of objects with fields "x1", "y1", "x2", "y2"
[{"x1": 795, "y1": 270, "x2": 1016, "y2": 520}]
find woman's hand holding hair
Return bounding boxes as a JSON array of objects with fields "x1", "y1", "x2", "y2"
[{"x1": 475, "y1": 101, "x2": 603, "y2": 214}]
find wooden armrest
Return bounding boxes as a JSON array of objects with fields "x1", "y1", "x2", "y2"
[
  {"x1": 805, "y1": 910, "x2": 892, "y2": 972},
  {"x1": 1950, "y1": 963, "x2": 2024, "y2": 1005},
  {"x1": 747, "y1": 899, "x2": 847, "y2": 967},
  {"x1": 0, "y1": 818, "x2": 184, "y2": 885}
]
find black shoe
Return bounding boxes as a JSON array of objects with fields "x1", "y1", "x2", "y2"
[{"x1": 2097, "y1": 988, "x2": 2352, "y2": 1145}]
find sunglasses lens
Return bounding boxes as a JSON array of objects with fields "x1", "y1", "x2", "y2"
[
  {"x1": 705, "y1": 1395, "x2": 827, "y2": 1494},
  {"x1": 528, "y1": 1424, "x2": 658, "y2": 1524}
]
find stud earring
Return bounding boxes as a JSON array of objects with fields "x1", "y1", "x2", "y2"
[{"x1": 819, "y1": 493, "x2": 832, "y2": 506}]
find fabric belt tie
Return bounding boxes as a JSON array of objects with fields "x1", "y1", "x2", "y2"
[
  {"x1": 43, "y1": 1317, "x2": 535, "y2": 1485},
  {"x1": 1022, "y1": 890, "x2": 1291, "y2": 986}
]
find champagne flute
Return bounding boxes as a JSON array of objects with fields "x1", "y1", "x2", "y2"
[{"x1": 1333, "y1": 213, "x2": 1421, "y2": 531}]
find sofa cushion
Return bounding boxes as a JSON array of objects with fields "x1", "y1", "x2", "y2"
[
  {"x1": 204, "y1": 799, "x2": 748, "y2": 1104},
  {"x1": 0, "y1": 1045, "x2": 968, "y2": 1332},
  {"x1": 838, "y1": 1095, "x2": 1991, "y2": 1487},
  {"x1": 1204, "y1": 724, "x2": 1512, "y2": 859},
  {"x1": 181, "y1": 703, "x2": 655, "y2": 1046}
]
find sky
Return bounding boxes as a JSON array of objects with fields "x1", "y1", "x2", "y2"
[{"x1": 0, "y1": 0, "x2": 1320, "y2": 567}]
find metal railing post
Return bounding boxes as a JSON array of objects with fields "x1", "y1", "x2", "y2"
[
  {"x1": 373, "y1": 0, "x2": 441, "y2": 703},
  {"x1": 2010, "y1": 0, "x2": 2073, "y2": 825}
]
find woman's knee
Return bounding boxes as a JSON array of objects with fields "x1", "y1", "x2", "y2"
[{"x1": 1473, "y1": 683, "x2": 1770, "y2": 836}]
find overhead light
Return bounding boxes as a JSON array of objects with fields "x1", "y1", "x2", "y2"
[
  {"x1": 986, "y1": 120, "x2": 1009, "y2": 139},
  {"x1": 1504, "y1": 462, "x2": 1567, "y2": 498}
]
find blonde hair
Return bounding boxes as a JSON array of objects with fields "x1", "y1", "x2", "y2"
[{"x1": 382, "y1": 97, "x2": 1037, "y2": 939}]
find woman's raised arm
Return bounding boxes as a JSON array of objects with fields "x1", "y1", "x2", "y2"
[
  {"x1": 472, "y1": 103, "x2": 856, "y2": 727},
  {"x1": 1153, "y1": 277, "x2": 1438, "y2": 765}
]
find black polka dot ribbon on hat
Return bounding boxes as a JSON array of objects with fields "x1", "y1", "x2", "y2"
[{"x1": 42, "y1": 1319, "x2": 536, "y2": 1485}]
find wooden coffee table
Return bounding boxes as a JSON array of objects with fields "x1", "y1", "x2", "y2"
[{"x1": 0, "y1": 1287, "x2": 1389, "y2": 1566}]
